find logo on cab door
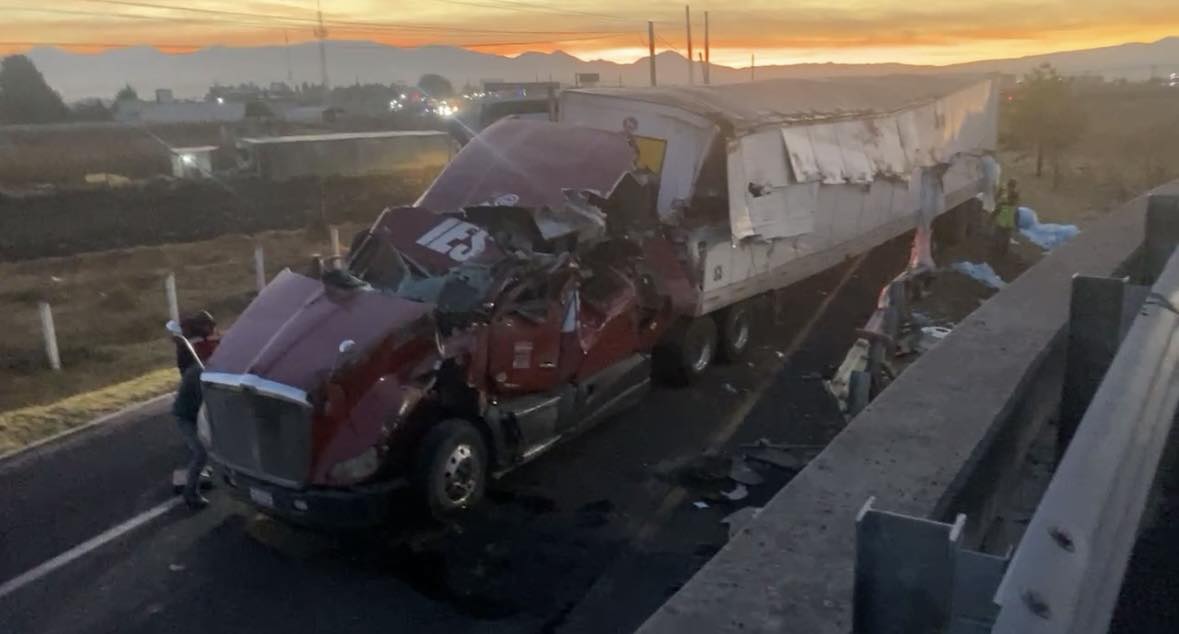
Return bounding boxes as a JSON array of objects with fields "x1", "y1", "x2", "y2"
[{"x1": 416, "y1": 218, "x2": 490, "y2": 262}]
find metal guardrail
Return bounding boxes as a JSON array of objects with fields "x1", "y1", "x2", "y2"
[
  {"x1": 850, "y1": 195, "x2": 1179, "y2": 634},
  {"x1": 991, "y1": 242, "x2": 1179, "y2": 632}
]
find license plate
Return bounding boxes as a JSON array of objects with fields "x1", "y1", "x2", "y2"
[{"x1": 249, "y1": 487, "x2": 275, "y2": 509}]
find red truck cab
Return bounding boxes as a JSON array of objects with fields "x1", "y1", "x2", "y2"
[{"x1": 199, "y1": 119, "x2": 696, "y2": 527}]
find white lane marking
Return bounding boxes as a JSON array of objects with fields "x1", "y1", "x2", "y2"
[{"x1": 0, "y1": 497, "x2": 183, "y2": 601}]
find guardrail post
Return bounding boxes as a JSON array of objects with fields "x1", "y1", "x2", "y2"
[
  {"x1": 1060, "y1": 275, "x2": 1150, "y2": 459},
  {"x1": 254, "y1": 244, "x2": 266, "y2": 292},
  {"x1": 164, "y1": 272, "x2": 179, "y2": 325},
  {"x1": 330, "y1": 225, "x2": 341, "y2": 258},
  {"x1": 1145, "y1": 194, "x2": 1179, "y2": 280},
  {"x1": 38, "y1": 302, "x2": 61, "y2": 372},
  {"x1": 854, "y1": 499, "x2": 1007, "y2": 633}
]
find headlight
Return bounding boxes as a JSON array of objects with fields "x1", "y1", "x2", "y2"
[
  {"x1": 329, "y1": 446, "x2": 380, "y2": 483},
  {"x1": 196, "y1": 405, "x2": 212, "y2": 448}
]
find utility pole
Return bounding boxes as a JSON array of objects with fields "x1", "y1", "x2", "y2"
[
  {"x1": 685, "y1": 5, "x2": 694, "y2": 85},
  {"x1": 750, "y1": 53, "x2": 755, "y2": 81},
  {"x1": 648, "y1": 21, "x2": 657, "y2": 87},
  {"x1": 314, "y1": 0, "x2": 330, "y2": 94},
  {"x1": 703, "y1": 10, "x2": 710, "y2": 84},
  {"x1": 283, "y1": 30, "x2": 293, "y2": 83}
]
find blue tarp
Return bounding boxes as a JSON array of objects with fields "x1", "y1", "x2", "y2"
[
  {"x1": 1017, "y1": 206, "x2": 1079, "y2": 251},
  {"x1": 951, "y1": 261, "x2": 1007, "y2": 290}
]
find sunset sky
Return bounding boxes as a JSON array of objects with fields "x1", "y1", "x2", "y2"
[{"x1": 2, "y1": 0, "x2": 1177, "y2": 67}]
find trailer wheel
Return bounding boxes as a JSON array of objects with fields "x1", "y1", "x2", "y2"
[
  {"x1": 413, "y1": 418, "x2": 488, "y2": 519},
  {"x1": 653, "y1": 317, "x2": 717, "y2": 385},
  {"x1": 716, "y1": 301, "x2": 756, "y2": 363}
]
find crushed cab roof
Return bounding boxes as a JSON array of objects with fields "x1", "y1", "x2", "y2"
[
  {"x1": 563, "y1": 74, "x2": 990, "y2": 131},
  {"x1": 415, "y1": 118, "x2": 635, "y2": 213}
]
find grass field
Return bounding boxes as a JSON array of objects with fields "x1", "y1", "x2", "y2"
[
  {"x1": 0, "y1": 223, "x2": 365, "y2": 450},
  {"x1": 999, "y1": 84, "x2": 1179, "y2": 224}
]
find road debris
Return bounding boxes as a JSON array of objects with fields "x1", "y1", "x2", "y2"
[
  {"x1": 950, "y1": 261, "x2": 1006, "y2": 290},
  {"x1": 728, "y1": 458, "x2": 766, "y2": 486},
  {"x1": 1017, "y1": 206, "x2": 1079, "y2": 251},
  {"x1": 918, "y1": 326, "x2": 953, "y2": 353},
  {"x1": 745, "y1": 448, "x2": 807, "y2": 473},
  {"x1": 720, "y1": 484, "x2": 748, "y2": 502},
  {"x1": 168, "y1": 563, "x2": 186, "y2": 572},
  {"x1": 693, "y1": 501, "x2": 710, "y2": 509},
  {"x1": 741, "y1": 438, "x2": 825, "y2": 451}
]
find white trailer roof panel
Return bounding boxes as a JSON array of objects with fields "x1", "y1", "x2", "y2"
[{"x1": 566, "y1": 75, "x2": 988, "y2": 132}]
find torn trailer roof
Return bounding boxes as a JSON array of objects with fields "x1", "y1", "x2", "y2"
[
  {"x1": 562, "y1": 74, "x2": 989, "y2": 131},
  {"x1": 560, "y1": 75, "x2": 999, "y2": 241}
]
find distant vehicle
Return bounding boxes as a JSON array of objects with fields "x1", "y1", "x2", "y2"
[{"x1": 199, "y1": 76, "x2": 999, "y2": 528}]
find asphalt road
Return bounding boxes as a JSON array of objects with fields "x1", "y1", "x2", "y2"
[{"x1": 0, "y1": 235, "x2": 913, "y2": 634}]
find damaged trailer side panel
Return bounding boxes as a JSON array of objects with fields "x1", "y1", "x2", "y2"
[{"x1": 560, "y1": 75, "x2": 999, "y2": 315}]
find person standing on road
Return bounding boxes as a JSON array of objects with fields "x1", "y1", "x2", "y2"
[
  {"x1": 993, "y1": 178, "x2": 1019, "y2": 256},
  {"x1": 168, "y1": 311, "x2": 219, "y2": 510},
  {"x1": 173, "y1": 362, "x2": 209, "y2": 510}
]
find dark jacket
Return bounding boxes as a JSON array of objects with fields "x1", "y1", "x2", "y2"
[{"x1": 172, "y1": 364, "x2": 204, "y2": 422}]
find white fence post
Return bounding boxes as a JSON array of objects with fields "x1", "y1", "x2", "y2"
[
  {"x1": 38, "y1": 302, "x2": 62, "y2": 371},
  {"x1": 254, "y1": 244, "x2": 266, "y2": 292},
  {"x1": 165, "y1": 272, "x2": 180, "y2": 324},
  {"x1": 330, "y1": 225, "x2": 341, "y2": 258}
]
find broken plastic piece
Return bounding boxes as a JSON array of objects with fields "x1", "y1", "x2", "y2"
[
  {"x1": 729, "y1": 459, "x2": 766, "y2": 486},
  {"x1": 720, "y1": 484, "x2": 749, "y2": 502}
]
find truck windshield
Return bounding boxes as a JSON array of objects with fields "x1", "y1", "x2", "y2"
[{"x1": 346, "y1": 231, "x2": 496, "y2": 308}]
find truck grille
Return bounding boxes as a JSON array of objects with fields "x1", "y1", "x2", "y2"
[{"x1": 202, "y1": 384, "x2": 313, "y2": 487}]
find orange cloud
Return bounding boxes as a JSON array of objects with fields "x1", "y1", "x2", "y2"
[{"x1": 0, "y1": 0, "x2": 1176, "y2": 66}]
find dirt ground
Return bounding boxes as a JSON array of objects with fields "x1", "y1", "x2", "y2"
[{"x1": 0, "y1": 222, "x2": 366, "y2": 447}]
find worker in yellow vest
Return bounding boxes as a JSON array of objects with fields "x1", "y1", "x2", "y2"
[{"x1": 994, "y1": 178, "x2": 1019, "y2": 256}]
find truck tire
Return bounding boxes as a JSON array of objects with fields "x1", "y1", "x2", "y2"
[
  {"x1": 654, "y1": 316, "x2": 717, "y2": 385},
  {"x1": 716, "y1": 301, "x2": 756, "y2": 363},
  {"x1": 413, "y1": 418, "x2": 488, "y2": 519}
]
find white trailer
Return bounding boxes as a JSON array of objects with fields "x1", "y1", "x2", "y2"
[{"x1": 560, "y1": 75, "x2": 999, "y2": 319}]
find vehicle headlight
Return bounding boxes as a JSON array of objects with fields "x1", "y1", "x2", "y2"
[
  {"x1": 196, "y1": 405, "x2": 212, "y2": 448},
  {"x1": 329, "y1": 447, "x2": 380, "y2": 483}
]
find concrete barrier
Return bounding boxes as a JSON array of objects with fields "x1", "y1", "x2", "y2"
[{"x1": 637, "y1": 182, "x2": 1179, "y2": 634}]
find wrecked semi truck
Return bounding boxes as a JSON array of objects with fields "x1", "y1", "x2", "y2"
[{"x1": 198, "y1": 76, "x2": 998, "y2": 527}]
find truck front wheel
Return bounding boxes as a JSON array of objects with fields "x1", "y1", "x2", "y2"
[
  {"x1": 716, "y1": 301, "x2": 756, "y2": 363},
  {"x1": 413, "y1": 419, "x2": 488, "y2": 519},
  {"x1": 654, "y1": 316, "x2": 717, "y2": 385}
]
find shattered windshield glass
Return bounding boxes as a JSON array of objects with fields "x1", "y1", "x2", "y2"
[{"x1": 345, "y1": 230, "x2": 499, "y2": 308}]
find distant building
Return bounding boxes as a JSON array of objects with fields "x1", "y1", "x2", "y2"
[
  {"x1": 155, "y1": 89, "x2": 175, "y2": 104},
  {"x1": 114, "y1": 100, "x2": 246, "y2": 124}
]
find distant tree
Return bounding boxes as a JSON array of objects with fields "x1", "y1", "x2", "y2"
[
  {"x1": 0, "y1": 55, "x2": 70, "y2": 124},
  {"x1": 1007, "y1": 63, "x2": 1086, "y2": 189},
  {"x1": 417, "y1": 73, "x2": 454, "y2": 99},
  {"x1": 115, "y1": 84, "x2": 139, "y2": 102},
  {"x1": 71, "y1": 98, "x2": 112, "y2": 122}
]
